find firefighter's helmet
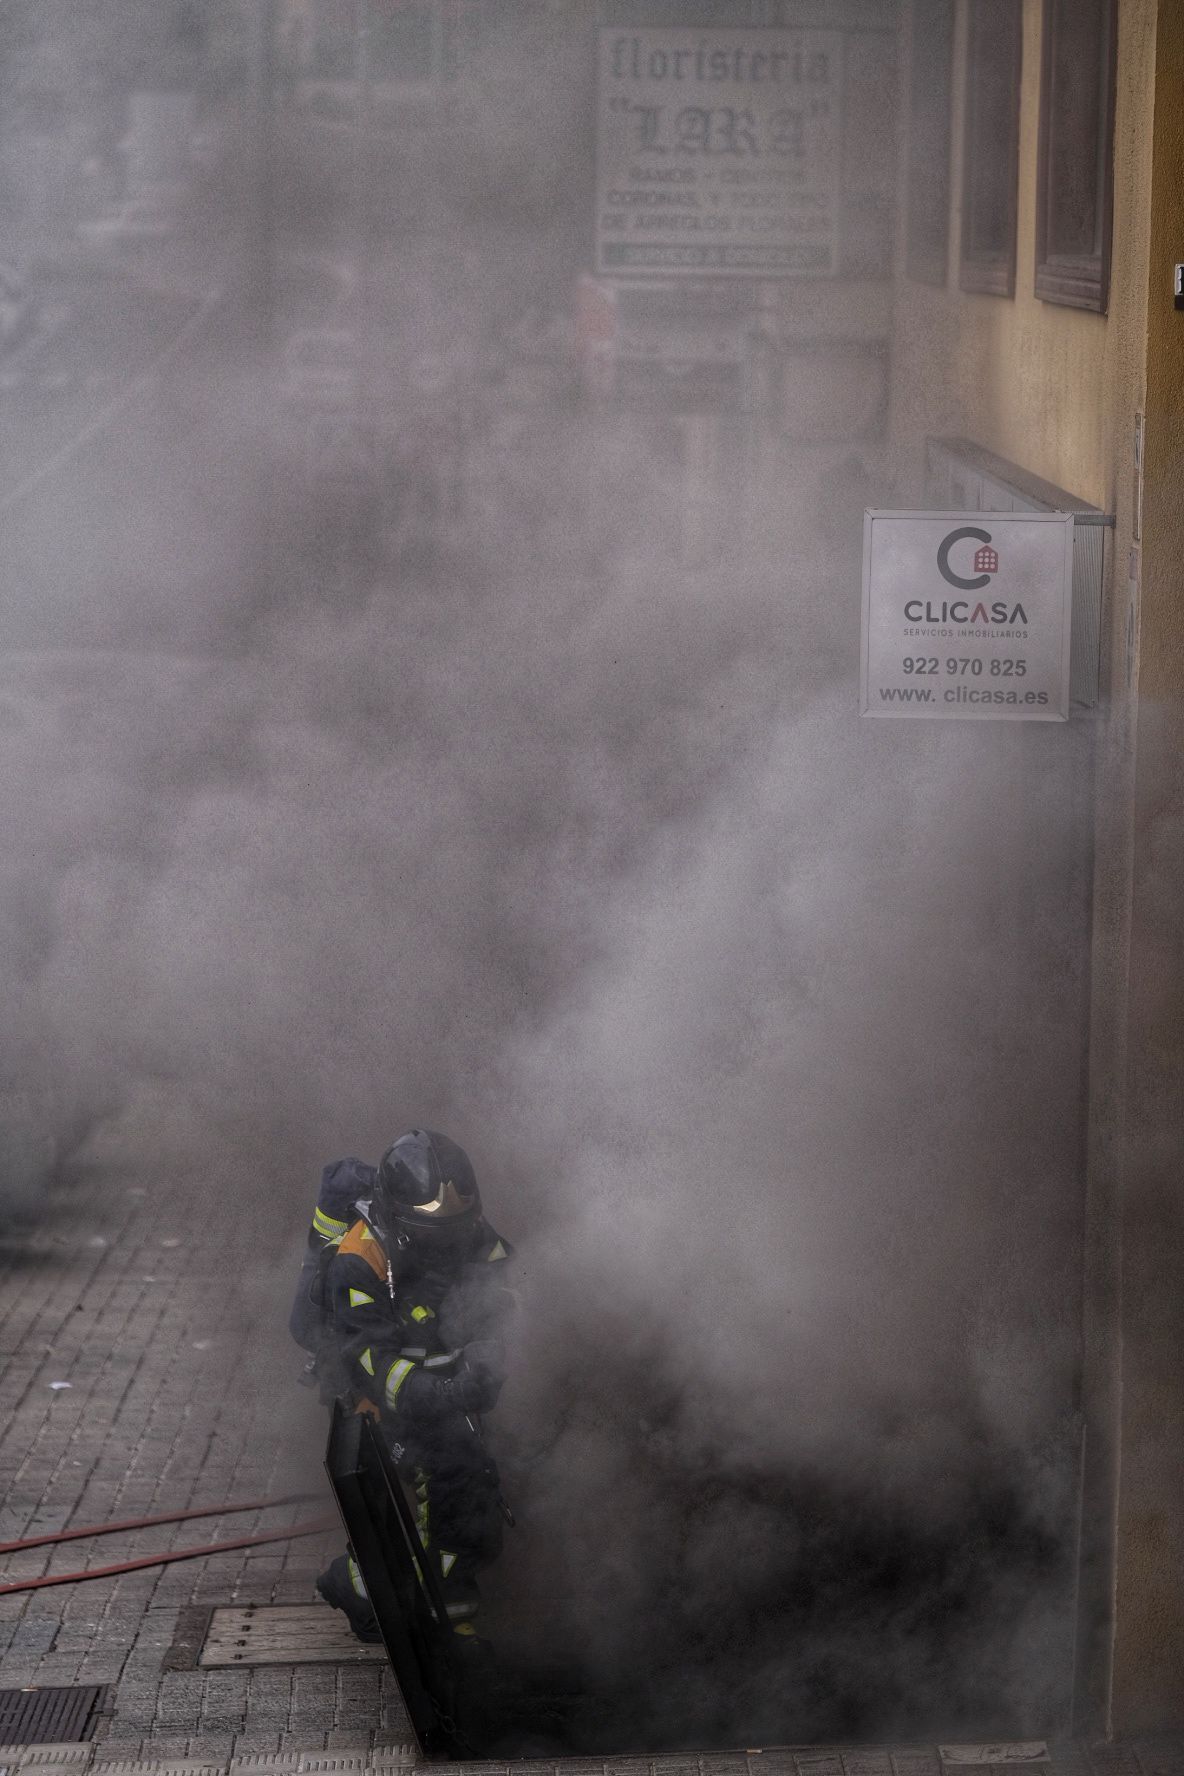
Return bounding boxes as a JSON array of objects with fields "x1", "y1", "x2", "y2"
[{"x1": 375, "y1": 1129, "x2": 482, "y2": 1249}]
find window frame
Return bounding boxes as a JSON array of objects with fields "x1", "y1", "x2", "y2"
[
  {"x1": 958, "y1": 0, "x2": 1023, "y2": 299},
  {"x1": 1034, "y1": 0, "x2": 1118, "y2": 313}
]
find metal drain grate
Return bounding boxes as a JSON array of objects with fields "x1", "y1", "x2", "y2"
[
  {"x1": 940, "y1": 1751, "x2": 1049, "y2": 1766},
  {"x1": 199, "y1": 1606, "x2": 386, "y2": 1666},
  {"x1": 0, "y1": 1687, "x2": 108, "y2": 1745}
]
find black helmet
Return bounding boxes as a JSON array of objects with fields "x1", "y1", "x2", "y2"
[{"x1": 375, "y1": 1129, "x2": 482, "y2": 1249}]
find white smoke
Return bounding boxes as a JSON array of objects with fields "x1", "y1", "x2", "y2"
[{"x1": 0, "y1": 0, "x2": 1091, "y2": 1746}]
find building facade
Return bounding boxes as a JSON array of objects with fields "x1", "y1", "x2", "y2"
[{"x1": 887, "y1": 0, "x2": 1184, "y2": 1732}]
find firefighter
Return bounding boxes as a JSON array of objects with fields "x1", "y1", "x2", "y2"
[{"x1": 312, "y1": 1129, "x2": 514, "y2": 1644}]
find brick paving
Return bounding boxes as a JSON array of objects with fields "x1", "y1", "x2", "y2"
[
  {"x1": 1, "y1": 1746, "x2": 1184, "y2": 1776},
  {"x1": 2, "y1": 1098, "x2": 1183, "y2": 1772},
  {"x1": 0, "y1": 1092, "x2": 408, "y2": 1755}
]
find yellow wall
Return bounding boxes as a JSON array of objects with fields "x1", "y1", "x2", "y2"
[
  {"x1": 888, "y1": 0, "x2": 1155, "y2": 521},
  {"x1": 1108, "y1": 0, "x2": 1184, "y2": 1730},
  {"x1": 890, "y1": 0, "x2": 1184, "y2": 1732}
]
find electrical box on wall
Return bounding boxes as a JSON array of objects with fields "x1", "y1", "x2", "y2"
[{"x1": 924, "y1": 436, "x2": 1114, "y2": 713}]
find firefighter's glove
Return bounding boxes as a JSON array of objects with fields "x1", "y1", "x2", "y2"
[
  {"x1": 397, "y1": 1342, "x2": 506, "y2": 1421},
  {"x1": 452, "y1": 1340, "x2": 506, "y2": 1413}
]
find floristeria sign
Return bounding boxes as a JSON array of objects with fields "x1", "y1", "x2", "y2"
[
  {"x1": 595, "y1": 28, "x2": 842, "y2": 278},
  {"x1": 861, "y1": 511, "x2": 1076, "y2": 720}
]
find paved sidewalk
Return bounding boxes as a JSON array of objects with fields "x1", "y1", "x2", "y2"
[
  {"x1": 0, "y1": 1095, "x2": 408, "y2": 1757},
  {"x1": 2, "y1": 1739, "x2": 1184, "y2": 1776}
]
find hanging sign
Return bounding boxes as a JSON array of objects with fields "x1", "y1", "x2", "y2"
[
  {"x1": 861, "y1": 511, "x2": 1076, "y2": 721},
  {"x1": 595, "y1": 28, "x2": 842, "y2": 278}
]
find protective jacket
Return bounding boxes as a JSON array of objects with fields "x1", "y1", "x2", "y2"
[
  {"x1": 298, "y1": 1155, "x2": 513, "y2": 1637},
  {"x1": 326, "y1": 1203, "x2": 513, "y2": 1428},
  {"x1": 323, "y1": 1186, "x2": 514, "y2": 1617}
]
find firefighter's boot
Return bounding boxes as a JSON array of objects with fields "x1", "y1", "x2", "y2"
[{"x1": 316, "y1": 1552, "x2": 383, "y2": 1644}]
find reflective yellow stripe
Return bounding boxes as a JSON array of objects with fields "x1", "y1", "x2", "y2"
[
  {"x1": 348, "y1": 1556, "x2": 369, "y2": 1599},
  {"x1": 441, "y1": 1551, "x2": 457, "y2": 1576},
  {"x1": 348, "y1": 1288, "x2": 375, "y2": 1307},
  {"x1": 454, "y1": 1621, "x2": 477, "y2": 1636},
  {"x1": 358, "y1": 1347, "x2": 375, "y2": 1377},
  {"x1": 313, "y1": 1208, "x2": 348, "y2": 1240},
  {"x1": 487, "y1": 1240, "x2": 507, "y2": 1261},
  {"x1": 410, "y1": 1304, "x2": 435, "y2": 1323},
  {"x1": 385, "y1": 1357, "x2": 416, "y2": 1408}
]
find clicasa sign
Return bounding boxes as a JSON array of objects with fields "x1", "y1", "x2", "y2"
[{"x1": 860, "y1": 511, "x2": 1076, "y2": 721}]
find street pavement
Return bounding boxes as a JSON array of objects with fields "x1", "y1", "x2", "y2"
[
  {"x1": 0, "y1": 265, "x2": 217, "y2": 506},
  {"x1": 0, "y1": 1744, "x2": 1178, "y2": 1776},
  {"x1": 3, "y1": 1095, "x2": 1184, "y2": 1773},
  {"x1": 0, "y1": 1086, "x2": 407, "y2": 1758},
  {"x1": 0, "y1": 258, "x2": 252, "y2": 657}
]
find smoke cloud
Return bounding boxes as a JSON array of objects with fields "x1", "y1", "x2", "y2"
[{"x1": 2, "y1": 1, "x2": 1092, "y2": 1749}]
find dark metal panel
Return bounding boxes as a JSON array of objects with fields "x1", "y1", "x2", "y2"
[
  {"x1": 324, "y1": 1407, "x2": 601, "y2": 1761},
  {"x1": 323, "y1": 1403, "x2": 466, "y2": 1760},
  {"x1": 0, "y1": 1686, "x2": 108, "y2": 1745}
]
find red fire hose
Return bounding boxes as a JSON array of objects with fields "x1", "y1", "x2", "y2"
[
  {"x1": 0, "y1": 1496, "x2": 339, "y2": 1597},
  {"x1": 0, "y1": 1492, "x2": 323, "y2": 1555},
  {"x1": 0, "y1": 1516, "x2": 338, "y2": 1595}
]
